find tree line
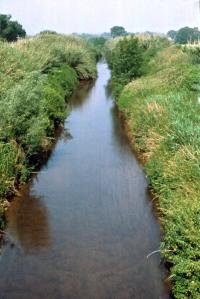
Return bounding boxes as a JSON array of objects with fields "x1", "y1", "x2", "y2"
[
  {"x1": 167, "y1": 26, "x2": 200, "y2": 44},
  {"x1": 0, "y1": 14, "x2": 26, "y2": 41}
]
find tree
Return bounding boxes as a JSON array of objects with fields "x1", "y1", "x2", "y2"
[
  {"x1": 111, "y1": 37, "x2": 144, "y2": 82},
  {"x1": 110, "y1": 26, "x2": 127, "y2": 38},
  {"x1": 0, "y1": 14, "x2": 26, "y2": 41},
  {"x1": 167, "y1": 30, "x2": 177, "y2": 40},
  {"x1": 175, "y1": 27, "x2": 200, "y2": 44},
  {"x1": 39, "y1": 30, "x2": 57, "y2": 35}
]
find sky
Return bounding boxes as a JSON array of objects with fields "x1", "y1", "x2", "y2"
[{"x1": 0, "y1": 0, "x2": 199, "y2": 35}]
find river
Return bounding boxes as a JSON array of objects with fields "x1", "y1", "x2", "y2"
[{"x1": 0, "y1": 63, "x2": 170, "y2": 299}]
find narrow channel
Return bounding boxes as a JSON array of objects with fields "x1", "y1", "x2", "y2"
[{"x1": 0, "y1": 63, "x2": 170, "y2": 299}]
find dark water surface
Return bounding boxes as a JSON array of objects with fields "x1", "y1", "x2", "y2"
[{"x1": 0, "y1": 63, "x2": 170, "y2": 299}]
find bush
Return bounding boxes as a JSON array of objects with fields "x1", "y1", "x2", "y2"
[
  {"x1": 110, "y1": 37, "x2": 144, "y2": 79},
  {"x1": 0, "y1": 32, "x2": 96, "y2": 227},
  {"x1": 106, "y1": 36, "x2": 170, "y2": 98}
]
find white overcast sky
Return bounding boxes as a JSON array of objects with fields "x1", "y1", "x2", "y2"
[{"x1": 0, "y1": 0, "x2": 199, "y2": 35}]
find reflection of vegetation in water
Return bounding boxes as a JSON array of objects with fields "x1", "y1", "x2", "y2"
[
  {"x1": 8, "y1": 191, "x2": 50, "y2": 254},
  {"x1": 107, "y1": 35, "x2": 200, "y2": 298},
  {"x1": 69, "y1": 80, "x2": 95, "y2": 109}
]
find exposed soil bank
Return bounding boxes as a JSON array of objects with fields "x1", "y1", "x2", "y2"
[{"x1": 0, "y1": 63, "x2": 171, "y2": 299}]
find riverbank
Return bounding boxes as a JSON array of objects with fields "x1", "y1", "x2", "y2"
[
  {"x1": 0, "y1": 62, "x2": 169, "y2": 299},
  {"x1": 107, "y1": 38, "x2": 200, "y2": 298},
  {"x1": 0, "y1": 32, "x2": 97, "y2": 230}
]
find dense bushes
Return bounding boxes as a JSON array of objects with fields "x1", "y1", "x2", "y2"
[
  {"x1": 108, "y1": 37, "x2": 200, "y2": 298},
  {"x1": 106, "y1": 37, "x2": 144, "y2": 97},
  {"x1": 87, "y1": 37, "x2": 107, "y2": 61},
  {"x1": 106, "y1": 36, "x2": 170, "y2": 97},
  {"x1": 0, "y1": 33, "x2": 96, "y2": 228}
]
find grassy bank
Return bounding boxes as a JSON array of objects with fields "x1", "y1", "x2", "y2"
[
  {"x1": 107, "y1": 38, "x2": 200, "y2": 298},
  {"x1": 0, "y1": 32, "x2": 96, "y2": 229}
]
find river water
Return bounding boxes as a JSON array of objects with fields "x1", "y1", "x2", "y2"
[{"x1": 0, "y1": 63, "x2": 170, "y2": 299}]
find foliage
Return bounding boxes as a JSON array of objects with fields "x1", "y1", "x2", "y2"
[
  {"x1": 0, "y1": 14, "x2": 26, "y2": 41},
  {"x1": 110, "y1": 26, "x2": 127, "y2": 38},
  {"x1": 175, "y1": 27, "x2": 200, "y2": 44},
  {"x1": 0, "y1": 32, "x2": 96, "y2": 227},
  {"x1": 106, "y1": 37, "x2": 145, "y2": 97},
  {"x1": 183, "y1": 46, "x2": 200, "y2": 65},
  {"x1": 88, "y1": 37, "x2": 107, "y2": 60},
  {"x1": 116, "y1": 45, "x2": 200, "y2": 298},
  {"x1": 110, "y1": 37, "x2": 143, "y2": 78},
  {"x1": 167, "y1": 30, "x2": 177, "y2": 40},
  {"x1": 106, "y1": 35, "x2": 170, "y2": 97},
  {"x1": 13, "y1": 33, "x2": 97, "y2": 79},
  {"x1": 39, "y1": 30, "x2": 57, "y2": 35}
]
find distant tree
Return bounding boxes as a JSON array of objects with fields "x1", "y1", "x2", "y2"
[
  {"x1": 175, "y1": 27, "x2": 200, "y2": 44},
  {"x1": 110, "y1": 26, "x2": 127, "y2": 38},
  {"x1": 167, "y1": 30, "x2": 177, "y2": 40},
  {"x1": 0, "y1": 14, "x2": 26, "y2": 41},
  {"x1": 101, "y1": 32, "x2": 111, "y2": 39},
  {"x1": 39, "y1": 30, "x2": 57, "y2": 35}
]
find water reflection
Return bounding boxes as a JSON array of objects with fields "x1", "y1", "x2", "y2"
[
  {"x1": 110, "y1": 104, "x2": 130, "y2": 148},
  {"x1": 60, "y1": 128, "x2": 73, "y2": 142},
  {"x1": 6, "y1": 185, "x2": 50, "y2": 254},
  {"x1": 69, "y1": 80, "x2": 95, "y2": 109},
  {"x1": 105, "y1": 79, "x2": 113, "y2": 99}
]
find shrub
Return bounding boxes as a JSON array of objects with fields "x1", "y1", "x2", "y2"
[
  {"x1": 0, "y1": 32, "x2": 96, "y2": 227},
  {"x1": 106, "y1": 36, "x2": 170, "y2": 98},
  {"x1": 110, "y1": 37, "x2": 144, "y2": 79}
]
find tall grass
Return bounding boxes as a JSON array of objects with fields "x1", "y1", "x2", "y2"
[
  {"x1": 0, "y1": 32, "x2": 96, "y2": 228},
  {"x1": 108, "y1": 37, "x2": 200, "y2": 298}
]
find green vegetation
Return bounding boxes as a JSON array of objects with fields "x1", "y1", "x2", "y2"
[
  {"x1": 166, "y1": 30, "x2": 177, "y2": 40},
  {"x1": 87, "y1": 36, "x2": 107, "y2": 60},
  {"x1": 106, "y1": 36, "x2": 170, "y2": 97},
  {"x1": 0, "y1": 32, "x2": 96, "y2": 228},
  {"x1": 107, "y1": 36, "x2": 200, "y2": 298},
  {"x1": 0, "y1": 14, "x2": 26, "y2": 41},
  {"x1": 110, "y1": 26, "x2": 127, "y2": 38},
  {"x1": 107, "y1": 37, "x2": 144, "y2": 97},
  {"x1": 167, "y1": 27, "x2": 200, "y2": 44}
]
